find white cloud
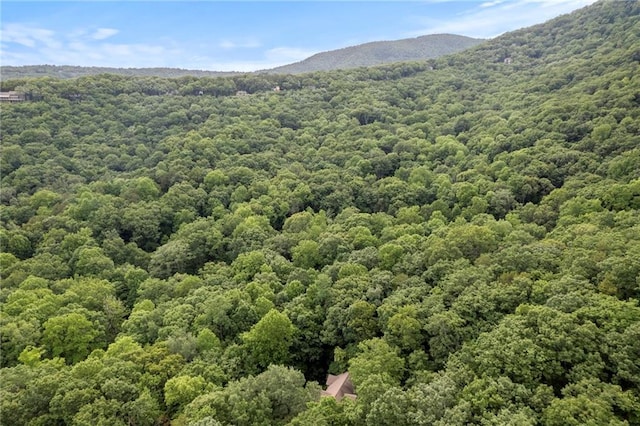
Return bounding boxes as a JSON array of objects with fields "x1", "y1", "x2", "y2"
[
  {"x1": 219, "y1": 38, "x2": 261, "y2": 50},
  {"x1": 2, "y1": 23, "x2": 61, "y2": 48},
  {"x1": 1, "y1": 22, "x2": 183, "y2": 68},
  {"x1": 198, "y1": 47, "x2": 316, "y2": 72},
  {"x1": 1, "y1": 23, "x2": 293, "y2": 71},
  {"x1": 219, "y1": 40, "x2": 237, "y2": 49},
  {"x1": 91, "y1": 28, "x2": 119, "y2": 40},
  {"x1": 409, "y1": 0, "x2": 597, "y2": 39},
  {"x1": 202, "y1": 61, "x2": 274, "y2": 72},
  {"x1": 480, "y1": 0, "x2": 506, "y2": 8},
  {"x1": 102, "y1": 43, "x2": 133, "y2": 56},
  {"x1": 265, "y1": 47, "x2": 315, "y2": 63}
]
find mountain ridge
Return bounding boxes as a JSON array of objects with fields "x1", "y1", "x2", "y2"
[
  {"x1": 0, "y1": 33, "x2": 483, "y2": 80},
  {"x1": 262, "y1": 33, "x2": 484, "y2": 74},
  {"x1": 0, "y1": 65, "x2": 239, "y2": 80}
]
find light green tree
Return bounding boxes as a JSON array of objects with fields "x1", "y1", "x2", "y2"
[
  {"x1": 242, "y1": 309, "x2": 296, "y2": 369},
  {"x1": 42, "y1": 312, "x2": 102, "y2": 364},
  {"x1": 164, "y1": 375, "x2": 210, "y2": 413},
  {"x1": 349, "y1": 338, "x2": 405, "y2": 387}
]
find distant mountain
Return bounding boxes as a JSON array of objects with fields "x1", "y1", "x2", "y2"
[
  {"x1": 264, "y1": 34, "x2": 484, "y2": 74},
  {"x1": 0, "y1": 65, "x2": 239, "y2": 80},
  {"x1": 1, "y1": 34, "x2": 483, "y2": 80}
]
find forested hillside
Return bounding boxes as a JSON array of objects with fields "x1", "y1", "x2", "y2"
[
  {"x1": 1, "y1": 1, "x2": 639, "y2": 425},
  {"x1": 265, "y1": 34, "x2": 483, "y2": 74}
]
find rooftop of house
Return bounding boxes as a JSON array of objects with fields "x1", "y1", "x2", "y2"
[{"x1": 321, "y1": 372, "x2": 356, "y2": 401}]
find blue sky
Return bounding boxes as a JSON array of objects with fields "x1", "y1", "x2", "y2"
[{"x1": 1, "y1": 1, "x2": 596, "y2": 72}]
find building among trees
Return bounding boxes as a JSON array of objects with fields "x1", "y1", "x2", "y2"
[
  {"x1": 0, "y1": 91, "x2": 25, "y2": 102},
  {"x1": 322, "y1": 372, "x2": 356, "y2": 401}
]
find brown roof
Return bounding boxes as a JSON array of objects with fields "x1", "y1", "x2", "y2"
[{"x1": 321, "y1": 372, "x2": 356, "y2": 401}]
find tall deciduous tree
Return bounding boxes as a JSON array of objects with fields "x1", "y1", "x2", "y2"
[
  {"x1": 242, "y1": 309, "x2": 296, "y2": 370},
  {"x1": 42, "y1": 312, "x2": 102, "y2": 364}
]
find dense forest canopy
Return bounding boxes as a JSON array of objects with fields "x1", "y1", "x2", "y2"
[{"x1": 1, "y1": 1, "x2": 639, "y2": 425}]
